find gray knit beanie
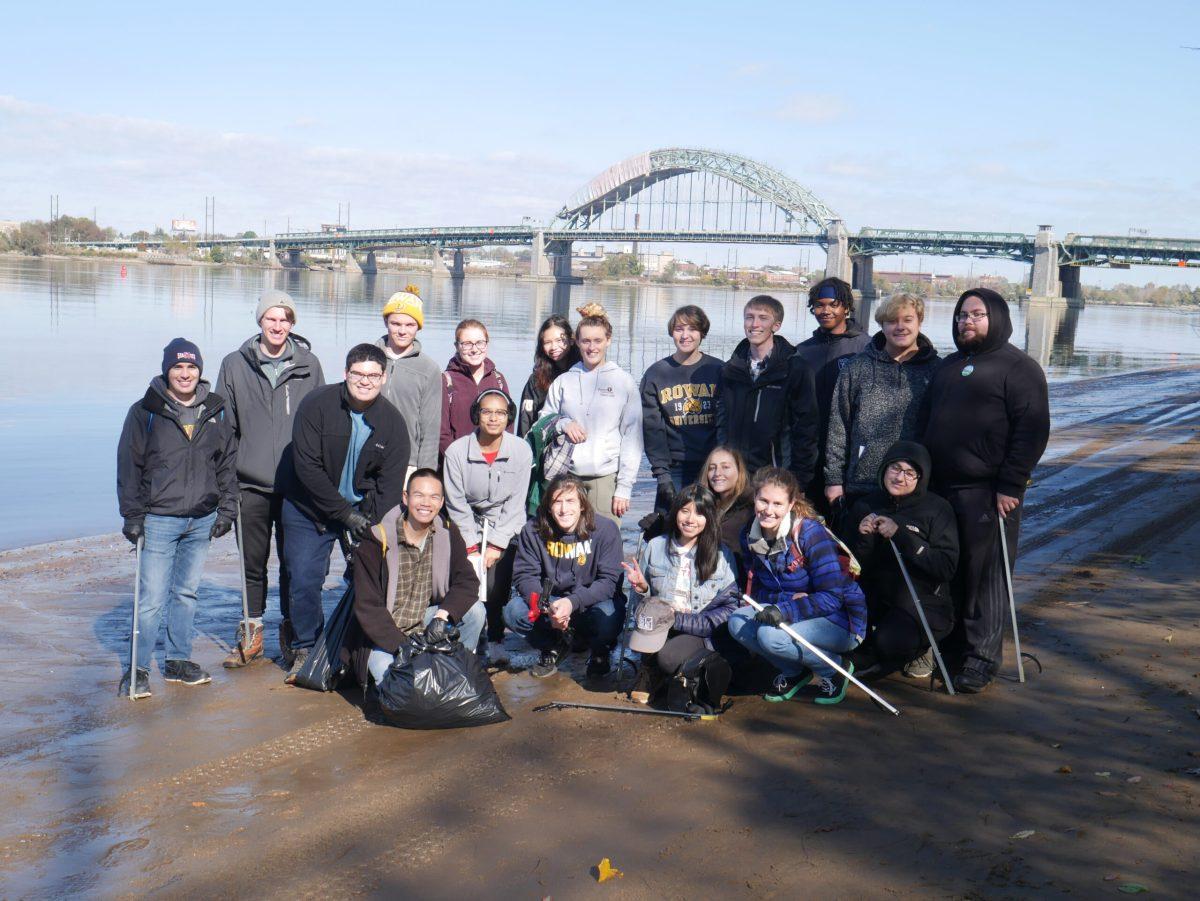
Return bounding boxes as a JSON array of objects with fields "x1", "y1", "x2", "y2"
[{"x1": 255, "y1": 289, "x2": 297, "y2": 323}]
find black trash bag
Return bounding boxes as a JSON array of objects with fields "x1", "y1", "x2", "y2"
[
  {"x1": 293, "y1": 585, "x2": 355, "y2": 692},
  {"x1": 372, "y1": 634, "x2": 510, "y2": 729}
]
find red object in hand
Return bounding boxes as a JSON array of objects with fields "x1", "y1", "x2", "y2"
[{"x1": 528, "y1": 592, "x2": 541, "y2": 623}]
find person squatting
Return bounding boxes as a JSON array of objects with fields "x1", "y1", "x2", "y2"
[{"x1": 117, "y1": 280, "x2": 1048, "y2": 708}]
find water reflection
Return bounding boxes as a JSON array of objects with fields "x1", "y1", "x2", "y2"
[{"x1": 1024, "y1": 301, "x2": 1079, "y2": 370}]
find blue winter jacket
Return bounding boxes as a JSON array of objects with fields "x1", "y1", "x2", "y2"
[
  {"x1": 740, "y1": 516, "x2": 867, "y2": 639},
  {"x1": 634, "y1": 535, "x2": 739, "y2": 641}
]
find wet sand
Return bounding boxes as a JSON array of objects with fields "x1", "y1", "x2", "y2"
[{"x1": 2, "y1": 367, "x2": 1199, "y2": 898}]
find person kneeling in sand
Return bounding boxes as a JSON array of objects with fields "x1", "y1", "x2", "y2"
[{"x1": 348, "y1": 469, "x2": 484, "y2": 688}]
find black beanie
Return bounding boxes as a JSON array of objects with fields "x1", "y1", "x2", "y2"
[{"x1": 162, "y1": 337, "x2": 204, "y2": 377}]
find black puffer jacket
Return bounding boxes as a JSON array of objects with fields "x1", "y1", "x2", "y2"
[
  {"x1": 921, "y1": 288, "x2": 1050, "y2": 497},
  {"x1": 845, "y1": 441, "x2": 958, "y2": 637},
  {"x1": 716, "y1": 335, "x2": 819, "y2": 482},
  {"x1": 116, "y1": 378, "x2": 238, "y2": 522}
]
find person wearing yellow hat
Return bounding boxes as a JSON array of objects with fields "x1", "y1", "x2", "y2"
[{"x1": 376, "y1": 284, "x2": 442, "y2": 475}]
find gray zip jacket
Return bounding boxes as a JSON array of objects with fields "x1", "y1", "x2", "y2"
[
  {"x1": 375, "y1": 336, "x2": 443, "y2": 471},
  {"x1": 825, "y1": 332, "x2": 940, "y2": 496},
  {"x1": 442, "y1": 430, "x2": 533, "y2": 550},
  {"x1": 215, "y1": 334, "x2": 325, "y2": 491}
]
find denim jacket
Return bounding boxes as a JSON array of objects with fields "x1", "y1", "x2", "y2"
[{"x1": 635, "y1": 536, "x2": 739, "y2": 642}]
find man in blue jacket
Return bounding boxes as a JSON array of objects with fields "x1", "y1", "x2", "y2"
[
  {"x1": 277, "y1": 343, "x2": 410, "y2": 683},
  {"x1": 116, "y1": 338, "x2": 238, "y2": 699}
]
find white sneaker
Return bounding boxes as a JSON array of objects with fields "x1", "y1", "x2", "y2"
[{"x1": 903, "y1": 653, "x2": 934, "y2": 679}]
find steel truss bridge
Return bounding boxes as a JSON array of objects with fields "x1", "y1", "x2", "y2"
[{"x1": 67, "y1": 148, "x2": 1200, "y2": 299}]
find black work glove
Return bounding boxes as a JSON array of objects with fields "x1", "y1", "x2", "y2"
[
  {"x1": 210, "y1": 515, "x2": 233, "y2": 540},
  {"x1": 122, "y1": 518, "x2": 144, "y2": 546},
  {"x1": 755, "y1": 604, "x2": 785, "y2": 626},
  {"x1": 654, "y1": 473, "x2": 676, "y2": 514},
  {"x1": 423, "y1": 616, "x2": 459, "y2": 646},
  {"x1": 344, "y1": 510, "x2": 371, "y2": 541}
]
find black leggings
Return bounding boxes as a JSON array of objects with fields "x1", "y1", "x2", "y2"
[
  {"x1": 852, "y1": 607, "x2": 927, "y2": 678},
  {"x1": 484, "y1": 544, "x2": 516, "y2": 643}
]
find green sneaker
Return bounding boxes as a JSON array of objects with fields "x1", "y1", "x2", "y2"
[
  {"x1": 813, "y1": 662, "x2": 854, "y2": 706},
  {"x1": 764, "y1": 670, "x2": 813, "y2": 703}
]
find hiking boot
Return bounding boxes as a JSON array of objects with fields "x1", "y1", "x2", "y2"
[
  {"x1": 629, "y1": 664, "x2": 655, "y2": 704},
  {"x1": 586, "y1": 652, "x2": 611, "y2": 678},
  {"x1": 953, "y1": 667, "x2": 992, "y2": 694},
  {"x1": 764, "y1": 670, "x2": 813, "y2": 703},
  {"x1": 284, "y1": 649, "x2": 310, "y2": 685},
  {"x1": 120, "y1": 667, "x2": 152, "y2": 700},
  {"x1": 903, "y1": 652, "x2": 934, "y2": 680},
  {"x1": 222, "y1": 621, "x2": 264, "y2": 669},
  {"x1": 813, "y1": 662, "x2": 854, "y2": 706},
  {"x1": 278, "y1": 619, "x2": 296, "y2": 667},
  {"x1": 163, "y1": 659, "x2": 212, "y2": 686},
  {"x1": 530, "y1": 648, "x2": 561, "y2": 679}
]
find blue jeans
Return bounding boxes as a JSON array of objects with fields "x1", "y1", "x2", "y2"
[
  {"x1": 366, "y1": 601, "x2": 487, "y2": 684},
  {"x1": 280, "y1": 499, "x2": 338, "y2": 650},
  {"x1": 727, "y1": 606, "x2": 860, "y2": 680},
  {"x1": 502, "y1": 594, "x2": 622, "y2": 655},
  {"x1": 133, "y1": 511, "x2": 217, "y2": 671}
]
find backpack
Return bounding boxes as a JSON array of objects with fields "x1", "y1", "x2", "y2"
[{"x1": 665, "y1": 647, "x2": 732, "y2": 716}]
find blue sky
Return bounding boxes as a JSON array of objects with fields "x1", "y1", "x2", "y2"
[{"x1": 2, "y1": 0, "x2": 1198, "y2": 285}]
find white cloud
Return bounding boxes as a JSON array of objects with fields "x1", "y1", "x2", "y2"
[
  {"x1": 773, "y1": 94, "x2": 845, "y2": 124},
  {"x1": 733, "y1": 62, "x2": 767, "y2": 78}
]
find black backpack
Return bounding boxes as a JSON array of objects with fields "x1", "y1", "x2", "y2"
[{"x1": 665, "y1": 647, "x2": 732, "y2": 715}]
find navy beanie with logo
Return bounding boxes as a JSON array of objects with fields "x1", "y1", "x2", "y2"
[{"x1": 162, "y1": 337, "x2": 204, "y2": 377}]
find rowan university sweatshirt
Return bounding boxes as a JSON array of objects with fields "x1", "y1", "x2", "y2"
[
  {"x1": 539, "y1": 361, "x2": 643, "y2": 499},
  {"x1": 640, "y1": 353, "x2": 722, "y2": 479}
]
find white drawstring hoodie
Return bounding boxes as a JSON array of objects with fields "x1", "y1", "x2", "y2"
[{"x1": 540, "y1": 360, "x2": 643, "y2": 499}]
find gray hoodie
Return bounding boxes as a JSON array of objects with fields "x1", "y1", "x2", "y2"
[
  {"x1": 215, "y1": 334, "x2": 325, "y2": 491},
  {"x1": 825, "y1": 332, "x2": 940, "y2": 496},
  {"x1": 442, "y1": 430, "x2": 533, "y2": 549},
  {"x1": 375, "y1": 336, "x2": 443, "y2": 471},
  {"x1": 539, "y1": 360, "x2": 643, "y2": 499}
]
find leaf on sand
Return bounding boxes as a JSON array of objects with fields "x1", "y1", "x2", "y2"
[
  {"x1": 1010, "y1": 829, "x2": 1036, "y2": 840},
  {"x1": 595, "y1": 858, "x2": 623, "y2": 883},
  {"x1": 1057, "y1": 766, "x2": 1073, "y2": 774},
  {"x1": 1094, "y1": 772, "x2": 1111, "y2": 777},
  {"x1": 1126, "y1": 776, "x2": 1142, "y2": 784},
  {"x1": 1051, "y1": 742, "x2": 1062, "y2": 749},
  {"x1": 1104, "y1": 874, "x2": 1120, "y2": 882},
  {"x1": 191, "y1": 801, "x2": 206, "y2": 807},
  {"x1": 1117, "y1": 883, "x2": 1149, "y2": 894}
]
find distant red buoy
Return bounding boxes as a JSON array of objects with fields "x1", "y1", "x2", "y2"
[{"x1": 120, "y1": 265, "x2": 127, "y2": 277}]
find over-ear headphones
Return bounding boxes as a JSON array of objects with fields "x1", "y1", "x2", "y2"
[{"x1": 470, "y1": 388, "x2": 517, "y2": 427}]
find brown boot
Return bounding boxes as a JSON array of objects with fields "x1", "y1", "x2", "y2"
[{"x1": 222, "y1": 621, "x2": 264, "y2": 668}]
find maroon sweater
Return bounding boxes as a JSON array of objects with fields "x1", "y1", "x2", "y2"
[{"x1": 439, "y1": 355, "x2": 512, "y2": 455}]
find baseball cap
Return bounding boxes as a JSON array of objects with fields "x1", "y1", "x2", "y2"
[{"x1": 628, "y1": 598, "x2": 675, "y2": 653}]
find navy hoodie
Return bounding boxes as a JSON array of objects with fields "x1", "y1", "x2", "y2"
[
  {"x1": 920, "y1": 289, "x2": 1050, "y2": 497},
  {"x1": 512, "y1": 516, "x2": 625, "y2": 611},
  {"x1": 640, "y1": 352, "x2": 723, "y2": 479}
]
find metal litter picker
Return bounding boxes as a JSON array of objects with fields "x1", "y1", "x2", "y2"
[
  {"x1": 128, "y1": 535, "x2": 144, "y2": 700},
  {"x1": 998, "y1": 516, "x2": 1025, "y2": 683},
  {"x1": 888, "y1": 539, "x2": 955, "y2": 696}
]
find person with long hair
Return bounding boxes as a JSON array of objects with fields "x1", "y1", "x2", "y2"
[
  {"x1": 504, "y1": 474, "x2": 625, "y2": 678},
  {"x1": 699, "y1": 445, "x2": 755, "y2": 580},
  {"x1": 540, "y1": 303, "x2": 642, "y2": 523},
  {"x1": 518, "y1": 315, "x2": 579, "y2": 437},
  {"x1": 440, "y1": 318, "x2": 511, "y2": 456},
  {"x1": 727, "y1": 467, "x2": 867, "y2": 706},
  {"x1": 622, "y1": 485, "x2": 739, "y2": 704}
]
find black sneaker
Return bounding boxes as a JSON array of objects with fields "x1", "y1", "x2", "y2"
[
  {"x1": 953, "y1": 667, "x2": 992, "y2": 694},
  {"x1": 284, "y1": 649, "x2": 310, "y2": 685},
  {"x1": 586, "y1": 652, "x2": 611, "y2": 678},
  {"x1": 530, "y1": 649, "x2": 561, "y2": 678},
  {"x1": 120, "y1": 667, "x2": 152, "y2": 700},
  {"x1": 278, "y1": 619, "x2": 296, "y2": 667},
  {"x1": 764, "y1": 670, "x2": 813, "y2": 703},
  {"x1": 164, "y1": 659, "x2": 212, "y2": 686},
  {"x1": 813, "y1": 661, "x2": 854, "y2": 706}
]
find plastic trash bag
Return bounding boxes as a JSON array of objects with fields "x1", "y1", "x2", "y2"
[
  {"x1": 371, "y1": 634, "x2": 510, "y2": 729},
  {"x1": 292, "y1": 585, "x2": 355, "y2": 692}
]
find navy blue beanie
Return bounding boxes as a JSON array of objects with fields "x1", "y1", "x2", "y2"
[{"x1": 162, "y1": 337, "x2": 203, "y2": 377}]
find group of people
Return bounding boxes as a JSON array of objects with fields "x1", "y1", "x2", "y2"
[{"x1": 117, "y1": 275, "x2": 1049, "y2": 710}]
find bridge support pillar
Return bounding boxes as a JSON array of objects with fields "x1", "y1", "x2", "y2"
[
  {"x1": 267, "y1": 240, "x2": 282, "y2": 269},
  {"x1": 286, "y1": 249, "x2": 303, "y2": 269},
  {"x1": 451, "y1": 248, "x2": 465, "y2": 279},
  {"x1": 431, "y1": 246, "x2": 451, "y2": 278},
  {"x1": 1059, "y1": 264, "x2": 1084, "y2": 308},
  {"x1": 851, "y1": 254, "x2": 876, "y2": 301},
  {"x1": 1028, "y1": 225, "x2": 1062, "y2": 305},
  {"x1": 530, "y1": 230, "x2": 552, "y2": 280},
  {"x1": 824, "y1": 219, "x2": 852, "y2": 284},
  {"x1": 344, "y1": 250, "x2": 364, "y2": 274}
]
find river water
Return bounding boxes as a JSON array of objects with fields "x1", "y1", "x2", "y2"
[{"x1": 2, "y1": 256, "x2": 1199, "y2": 549}]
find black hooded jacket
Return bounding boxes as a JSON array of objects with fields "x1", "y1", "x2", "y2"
[
  {"x1": 715, "y1": 335, "x2": 819, "y2": 482},
  {"x1": 845, "y1": 441, "x2": 958, "y2": 637},
  {"x1": 920, "y1": 289, "x2": 1050, "y2": 497},
  {"x1": 116, "y1": 378, "x2": 239, "y2": 522},
  {"x1": 793, "y1": 319, "x2": 872, "y2": 443}
]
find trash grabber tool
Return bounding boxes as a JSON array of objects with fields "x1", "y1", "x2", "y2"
[
  {"x1": 234, "y1": 507, "x2": 253, "y2": 656},
  {"x1": 997, "y1": 514, "x2": 1025, "y2": 683},
  {"x1": 533, "y1": 700, "x2": 716, "y2": 722},
  {"x1": 740, "y1": 594, "x2": 900, "y2": 716},
  {"x1": 128, "y1": 534, "x2": 144, "y2": 700},
  {"x1": 888, "y1": 539, "x2": 955, "y2": 696},
  {"x1": 613, "y1": 531, "x2": 646, "y2": 690},
  {"x1": 478, "y1": 517, "x2": 490, "y2": 607}
]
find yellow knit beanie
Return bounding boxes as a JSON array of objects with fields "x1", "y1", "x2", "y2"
[{"x1": 381, "y1": 284, "x2": 424, "y2": 328}]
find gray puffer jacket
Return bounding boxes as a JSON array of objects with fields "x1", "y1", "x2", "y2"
[
  {"x1": 825, "y1": 332, "x2": 940, "y2": 497},
  {"x1": 375, "y1": 336, "x2": 443, "y2": 471},
  {"x1": 442, "y1": 431, "x2": 533, "y2": 550},
  {"x1": 215, "y1": 335, "x2": 325, "y2": 491}
]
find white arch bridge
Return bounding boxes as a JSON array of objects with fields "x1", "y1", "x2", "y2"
[{"x1": 69, "y1": 147, "x2": 1200, "y2": 306}]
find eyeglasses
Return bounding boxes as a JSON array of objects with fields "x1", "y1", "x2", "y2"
[
  {"x1": 457, "y1": 339, "x2": 488, "y2": 351},
  {"x1": 955, "y1": 311, "x2": 988, "y2": 323},
  {"x1": 886, "y1": 465, "x2": 919, "y2": 482},
  {"x1": 478, "y1": 410, "x2": 509, "y2": 420},
  {"x1": 347, "y1": 371, "x2": 383, "y2": 385}
]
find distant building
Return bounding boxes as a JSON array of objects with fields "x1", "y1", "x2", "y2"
[
  {"x1": 637, "y1": 251, "x2": 675, "y2": 276},
  {"x1": 0, "y1": 220, "x2": 20, "y2": 237},
  {"x1": 874, "y1": 270, "x2": 954, "y2": 290}
]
